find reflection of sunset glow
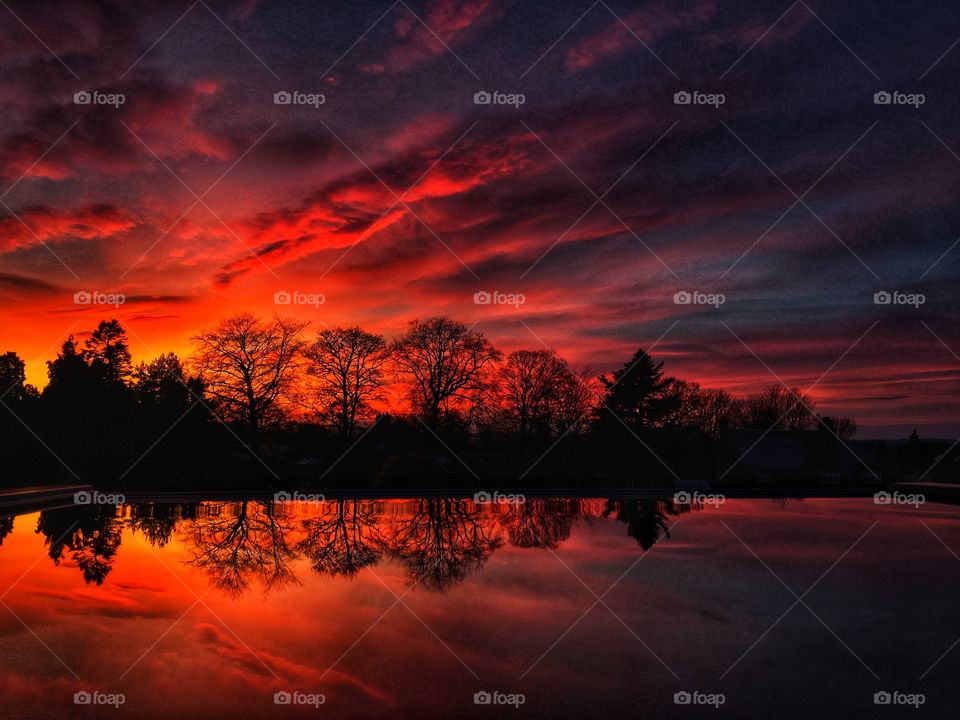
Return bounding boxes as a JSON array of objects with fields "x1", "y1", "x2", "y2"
[{"x1": 3, "y1": 498, "x2": 960, "y2": 718}]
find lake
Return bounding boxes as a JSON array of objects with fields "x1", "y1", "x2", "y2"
[{"x1": 0, "y1": 496, "x2": 957, "y2": 718}]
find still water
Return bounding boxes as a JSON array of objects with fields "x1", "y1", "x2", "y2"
[{"x1": 0, "y1": 497, "x2": 958, "y2": 718}]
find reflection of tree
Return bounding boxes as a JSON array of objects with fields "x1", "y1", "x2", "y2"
[
  {"x1": 384, "y1": 499, "x2": 502, "y2": 590},
  {"x1": 604, "y1": 499, "x2": 683, "y2": 550},
  {"x1": 501, "y1": 499, "x2": 581, "y2": 549},
  {"x1": 35, "y1": 507, "x2": 121, "y2": 585},
  {"x1": 186, "y1": 501, "x2": 299, "y2": 596},
  {"x1": 296, "y1": 500, "x2": 384, "y2": 577},
  {"x1": 128, "y1": 503, "x2": 189, "y2": 548},
  {"x1": 0, "y1": 515, "x2": 13, "y2": 546}
]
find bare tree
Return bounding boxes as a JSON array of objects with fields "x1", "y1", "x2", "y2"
[
  {"x1": 549, "y1": 365, "x2": 597, "y2": 435},
  {"x1": 306, "y1": 327, "x2": 390, "y2": 437},
  {"x1": 820, "y1": 415, "x2": 858, "y2": 439},
  {"x1": 392, "y1": 317, "x2": 501, "y2": 428},
  {"x1": 191, "y1": 313, "x2": 307, "y2": 438},
  {"x1": 497, "y1": 350, "x2": 595, "y2": 436},
  {"x1": 734, "y1": 385, "x2": 815, "y2": 431},
  {"x1": 498, "y1": 350, "x2": 565, "y2": 436},
  {"x1": 663, "y1": 380, "x2": 735, "y2": 437}
]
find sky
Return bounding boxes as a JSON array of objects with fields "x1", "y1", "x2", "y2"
[{"x1": 0, "y1": 0, "x2": 958, "y2": 437}]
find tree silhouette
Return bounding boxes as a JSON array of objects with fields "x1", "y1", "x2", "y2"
[
  {"x1": 83, "y1": 319, "x2": 133, "y2": 387},
  {"x1": 660, "y1": 380, "x2": 736, "y2": 437},
  {"x1": 735, "y1": 385, "x2": 815, "y2": 430},
  {"x1": 186, "y1": 501, "x2": 300, "y2": 596},
  {"x1": 596, "y1": 348, "x2": 679, "y2": 431},
  {"x1": 819, "y1": 415, "x2": 857, "y2": 439},
  {"x1": 134, "y1": 353, "x2": 192, "y2": 407},
  {"x1": 192, "y1": 313, "x2": 307, "y2": 439},
  {"x1": 393, "y1": 317, "x2": 501, "y2": 429},
  {"x1": 0, "y1": 312, "x2": 878, "y2": 489},
  {"x1": 132, "y1": 353, "x2": 210, "y2": 453},
  {"x1": 494, "y1": 350, "x2": 593, "y2": 437},
  {"x1": 0, "y1": 351, "x2": 28, "y2": 402},
  {"x1": 306, "y1": 327, "x2": 390, "y2": 438},
  {"x1": 40, "y1": 333, "x2": 136, "y2": 478},
  {"x1": 296, "y1": 500, "x2": 385, "y2": 576},
  {"x1": 547, "y1": 365, "x2": 596, "y2": 436},
  {"x1": 0, "y1": 351, "x2": 42, "y2": 473},
  {"x1": 44, "y1": 336, "x2": 96, "y2": 400}
]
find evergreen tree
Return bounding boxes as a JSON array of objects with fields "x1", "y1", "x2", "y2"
[
  {"x1": 596, "y1": 348, "x2": 679, "y2": 431},
  {"x1": 83, "y1": 320, "x2": 133, "y2": 386}
]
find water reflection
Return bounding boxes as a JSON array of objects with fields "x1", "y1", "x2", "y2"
[
  {"x1": 187, "y1": 501, "x2": 301, "y2": 596},
  {"x1": 296, "y1": 499, "x2": 385, "y2": 578},
  {"x1": 0, "y1": 514, "x2": 12, "y2": 546},
  {"x1": 605, "y1": 499, "x2": 682, "y2": 550},
  {"x1": 5, "y1": 497, "x2": 705, "y2": 594},
  {"x1": 36, "y1": 506, "x2": 122, "y2": 585}
]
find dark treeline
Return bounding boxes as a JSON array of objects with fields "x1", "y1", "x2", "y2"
[
  {"x1": 0, "y1": 497, "x2": 701, "y2": 592},
  {"x1": 0, "y1": 313, "x2": 868, "y2": 487}
]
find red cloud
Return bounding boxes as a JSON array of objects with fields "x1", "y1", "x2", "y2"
[
  {"x1": 564, "y1": 1, "x2": 714, "y2": 73},
  {"x1": 0, "y1": 204, "x2": 134, "y2": 251},
  {"x1": 214, "y1": 129, "x2": 537, "y2": 284},
  {"x1": 362, "y1": 0, "x2": 495, "y2": 74}
]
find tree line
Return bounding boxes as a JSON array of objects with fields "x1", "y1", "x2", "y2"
[
  {"x1": 0, "y1": 313, "x2": 856, "y2": 484},
  {"x1": 189, "y1": 312, "x2": 855, "y2": 439}
]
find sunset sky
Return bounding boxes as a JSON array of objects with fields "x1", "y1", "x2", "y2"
[{"x1": 0, "y1": 0, "x2": 958, "y2": 437}]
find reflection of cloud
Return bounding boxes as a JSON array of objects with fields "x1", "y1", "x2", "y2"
[
  {"x1": 0, "y1": 671, "x2": 77, "y2": 708},
  {"x1": 26, "y1": 584, "x2": 181, "y2": 619},
  {"x1": 192, "y1": 623, "x2": 393, "y2": 706}
]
